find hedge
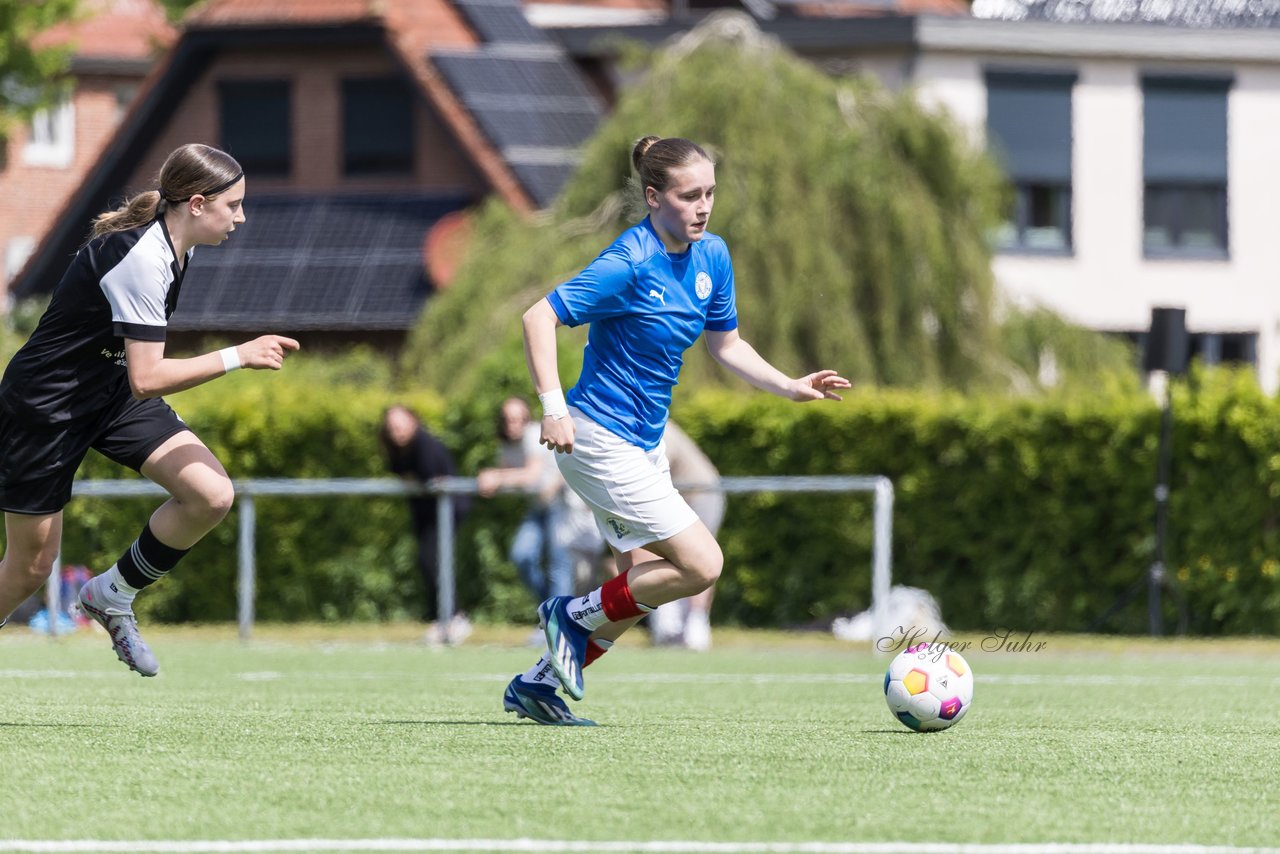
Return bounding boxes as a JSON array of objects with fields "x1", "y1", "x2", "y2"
[{"x1": 52, "y1": 365, "x2": 1280, "y2": 634}]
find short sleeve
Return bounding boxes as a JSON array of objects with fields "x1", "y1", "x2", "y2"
[
  {"x1": 100, "y1": 243, "x2": 171, "y2": 342},
  {"x1": 548, "y1": 247, "x2": 636, "y2": 327}
]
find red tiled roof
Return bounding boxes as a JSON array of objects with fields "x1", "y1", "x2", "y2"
[{"x1": 35, "y1": 0, "x2": 175, "y2": 61}]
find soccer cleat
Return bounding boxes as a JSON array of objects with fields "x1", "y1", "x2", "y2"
[
  {"x1": 503, "y1": 676, "x2": 596, "y2": 726},
  {"x1": 538, "y1": 596, "x2": 590, "y2": 701},
  {"x1": 78, "y1": 580, "x2": 159, "y2": 677}
]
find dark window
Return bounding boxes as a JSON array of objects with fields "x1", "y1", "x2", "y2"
[
  {"x1": 219, "y1": 80, "x2": 291, "y2": 176},
  {"x1": 986, "y1": 71, "x2": 1076, "y2": 254},
  {"x1": 1116, "y1": 330, "x2": 1256, "y2": 371},
  {"x1": 1143, "y1": 76, "x2": 1230, "y2": 257},
  {"x1": 343, "y1": 78, "x2": 414, "y2": 175},
  {"x1": 1190, "y1": 332, "x2": 1256, "y2": 367}
]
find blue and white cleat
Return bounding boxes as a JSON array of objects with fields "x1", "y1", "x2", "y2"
[
  {"x1": 538, "y1": 595, "x2": 590, "y2": 701},
  {"x1": 503, "y1": 676, "x2": 596, "y2": 726}
]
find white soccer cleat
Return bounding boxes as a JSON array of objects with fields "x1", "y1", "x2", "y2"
[{"x1": 78, "y1": 577, "x2": 159, "y2": 677}]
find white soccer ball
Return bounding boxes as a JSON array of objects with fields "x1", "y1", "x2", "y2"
[{"x1": 883, "y1": 642, "x2": 974, "y2": 732}]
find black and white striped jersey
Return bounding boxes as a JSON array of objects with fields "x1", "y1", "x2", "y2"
[{"x1": 0, "y1": 218, "x2": 193, "y2": 424}]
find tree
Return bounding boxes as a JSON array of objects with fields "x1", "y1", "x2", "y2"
[
  {"x1": 157, "y1": 0, "x2": 201, "y2": 24},
  {"x1": 403, "y1": 13, "x2": 1134, "y2": 397},
  {"x1": 0, "y1": 0, "x2": 79, "y2": 144}
]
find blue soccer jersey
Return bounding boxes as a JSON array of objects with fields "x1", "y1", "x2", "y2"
[{"x1": 547, "y1": 216, "x2": 738, "y2": 451}]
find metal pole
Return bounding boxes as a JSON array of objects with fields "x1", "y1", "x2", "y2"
[
  {"x1": 871, "y1": 476, "x2": 895, "y2": 643},
  {"x1": 436, "y1": 490, "x2": 456, "y2": 642},
  {"x1": 47, "y1": 555, "x2": 62, "y2": 637},
  {"x1": 237, "y1": 493, "x2": 256, "y2": 641},
  {"x1": 1150, "y1": 388, "x2": 1173, "y2": 637}
]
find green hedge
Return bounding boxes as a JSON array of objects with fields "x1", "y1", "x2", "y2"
[{"x1": 54, "y1": 365, "x2": 1280, "y2": 634}]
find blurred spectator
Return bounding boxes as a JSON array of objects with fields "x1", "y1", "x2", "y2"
[
  {"x1": 477, "y1": 397, "x2": 601, "y2": 607},
  {"x1": 379, "y1": 404, "x2": 469, "y2": 641},
  {"x1": 648, "y1": 421, "x2": 725, "y2": 651}
]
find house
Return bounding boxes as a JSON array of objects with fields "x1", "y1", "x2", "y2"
[
  {"x1": 547, "y1": 0, "x2": 1280, "y2": 390},
  {"x1": 10, "y1": 0, "x2": 606, "y2": 350},
  {"x1": 0, "y1": 0, "x2": 175, "y2": 299},
  {"x1": 16, "y1": 0, "x2": 1280, "y2": 385}
]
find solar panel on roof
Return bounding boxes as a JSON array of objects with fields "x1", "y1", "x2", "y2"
[
  {"x1": 433, "y1": 53, "x2": 597, "y2": 100},
  {"x1": 468, "y1": 104, "x2": 600, "y2": 149},
  {"x1": 508, "y1": 161, "x2": 579, "y2": 209},
  {"x1": 172, "y1": 195, "x2": 469, "y2": 332},
  {"x1": 452, "y1": 0, "x2": 548, "y2": 45}
]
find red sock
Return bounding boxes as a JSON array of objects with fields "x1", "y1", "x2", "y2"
[
  {"x1": 600, "y1": 571, "x2": 650, "y2": 622},
  {"x1": 584, "y1": 640, "x2": 610, "y2": 667}
]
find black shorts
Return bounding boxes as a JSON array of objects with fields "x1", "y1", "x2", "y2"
[{"x1": 0, "y1": 396, "x2": 191, "y2": 515}]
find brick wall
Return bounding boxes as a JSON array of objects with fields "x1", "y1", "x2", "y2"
[
  {"x1": 132, "y1": 45, "x2": 485, "y2": 198},
  {"x1": 0, "y1": 75, "x2": 136, "y2": 298}
]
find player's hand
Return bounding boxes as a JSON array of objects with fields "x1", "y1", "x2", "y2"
[
  {"x1": 541, "y1": 414, "x2": 575, "y2": 454},
  {"x1": 238, "y1": 335, "x2": 300, "y2": 370},
  {"x1": 789, "y1": 369, "x2": 851, "y2": 402}
]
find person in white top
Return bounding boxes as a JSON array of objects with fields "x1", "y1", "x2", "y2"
[{"x1": 645, "y1": 421, "x2": 724, "y2": 651}]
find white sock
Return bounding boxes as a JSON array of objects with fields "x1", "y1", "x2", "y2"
[
  {"x1": 565, "y1": 589, "x2": 611, "y2": 632},
  {"x1": 520, "y1": 637, "x2": 616, "y2": 686},
  {"x1": 520, "y1": 654, "x2": 557, "y2": 686},
  {"x1": 95, "y1": 566, "x2": 140, "y2": 611}
]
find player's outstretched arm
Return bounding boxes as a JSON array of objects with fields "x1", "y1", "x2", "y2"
[
  {"x1": 704, "y1": 328, "x2": 850, "y2": 402},
  {"x1": 123, "y1": 335, "x2": 300, "y2": 399}
]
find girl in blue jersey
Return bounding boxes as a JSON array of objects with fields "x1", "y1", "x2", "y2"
[
  {"x1": 502, "y1": 136, "x2": 849, "y2": 726},
  {"x1": 0, "y1": 144, "x2": 298, "y2": 675}
]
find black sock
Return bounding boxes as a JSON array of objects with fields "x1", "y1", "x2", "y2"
[{"x1": 114, "y1": 523, "x2": 190, "y2": 590}]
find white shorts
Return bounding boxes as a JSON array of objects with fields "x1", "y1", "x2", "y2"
[{"x1": 554, "y1": 407, "x2": 701, "y2": 553}]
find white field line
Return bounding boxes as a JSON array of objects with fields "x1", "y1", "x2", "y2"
[
  {"x1": 0, "y1": 841, "x2": 1277, "y2": 854},
  {"x1": 0, "y1": 669, "x2": 1275, "y2": 688},
  {"x1": 445, "y1": 672, "x2": 1279, "y2": 687}
]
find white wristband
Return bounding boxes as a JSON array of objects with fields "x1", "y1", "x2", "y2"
[
  {"x1": 219, "y1": 346, "x2": 241, "y2": 374},
  {"x1": 538, "y1": 388, "x2": 569, "y2": 420}
]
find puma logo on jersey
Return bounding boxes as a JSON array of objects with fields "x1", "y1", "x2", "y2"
[{"x1": 649, "y1": 287, "x2": 665, "y2": 305}]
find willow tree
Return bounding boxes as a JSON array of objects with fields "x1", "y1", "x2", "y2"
[{"x1": 404, "y1": 14, "x2": 1123, "y2": 397}]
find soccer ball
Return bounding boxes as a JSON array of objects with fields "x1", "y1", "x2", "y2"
[{"x1": 883, "y1": 642, "x2": 974, "y2": 732}]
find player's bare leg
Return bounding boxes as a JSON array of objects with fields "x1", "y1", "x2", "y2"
[
  {"x1": 0, "y1": 512, "x2": 63, "y2": 629},
  {"x1": 79, "y1": 432, "x2": 234, "y2": 676},
  {"x1": 539, "y1": 524, "x2": 721, "y2": 699}
]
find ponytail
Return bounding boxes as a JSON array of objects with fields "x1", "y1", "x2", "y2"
[{"x1": 91, "y1": 191, "x2": 165, "y2": 239}]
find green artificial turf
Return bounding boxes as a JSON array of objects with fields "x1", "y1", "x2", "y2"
[{"x1": 1, "y1": 625, "x2": 1277, "y2": 852}]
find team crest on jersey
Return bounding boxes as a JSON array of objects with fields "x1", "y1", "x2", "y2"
[{"x1": 695, "y1": 271, "x2": 713, "y2": 300}]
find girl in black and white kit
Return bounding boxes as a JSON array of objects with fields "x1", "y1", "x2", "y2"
[{"x1": 0, "y1": 143, "x2": 299, "y2": 675}]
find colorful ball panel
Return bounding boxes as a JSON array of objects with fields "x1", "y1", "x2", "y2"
[{"x1": 883, "y1": 643, "x2": 975, "y2": 732}]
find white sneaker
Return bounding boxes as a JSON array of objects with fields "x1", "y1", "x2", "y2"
[
  {"x1": 78, "y1": 576, "x2": 159, "y2": 677},
  {"x1": 684, "y1": 610, "x2": 712, "y2": 652},
  {"x1": 446, "y1": 613, "x2": 473, "y2": 645}
]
